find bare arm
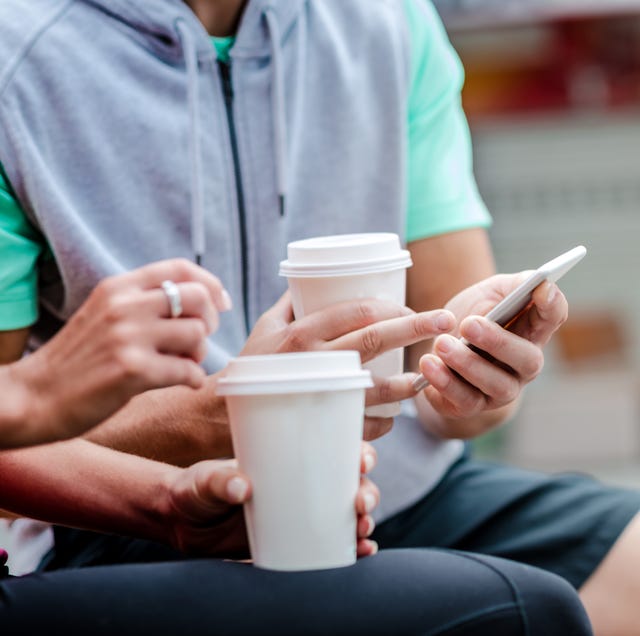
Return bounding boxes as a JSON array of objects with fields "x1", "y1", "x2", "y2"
[
  {"x1": 0, "y1": 439, "x2": 180, "y2": 542},
  {"x1": 0, "y1": 328, "x2": 29, "y2": 364},
  {"x1": 0, "y1": 438, "x2": 380, "y2": 557},
  {"x1": 85, "y1": 378, "x2": 234, "y2": 466}
]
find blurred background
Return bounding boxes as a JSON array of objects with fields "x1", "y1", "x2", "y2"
[{"x1": 433, "y1": 0, "x2": 640, "y2": 486}]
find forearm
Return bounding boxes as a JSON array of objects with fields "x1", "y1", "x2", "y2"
[
  {"x1": 0, "y1": 438, "x2": 179, "y2": 544},
  {"x1": 85, "y1": 373, "x2": 233, "y2": 466}
]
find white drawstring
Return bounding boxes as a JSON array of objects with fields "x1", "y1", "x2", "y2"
[
  {"x1": 264, "y1": 9, "x2": 288, "y2": 217},
  {"x1": 176, "y1": 19, "x2": 206, "y2": 264}
]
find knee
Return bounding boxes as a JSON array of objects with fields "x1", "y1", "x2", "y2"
[{"x1": 507, "y1": 560, "x2": 593, "y2": 636}]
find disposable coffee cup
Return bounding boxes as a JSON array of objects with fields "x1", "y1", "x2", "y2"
[
  {"x1": 279, "y1": 233, "x2": 412, "y2": 417},
  {"x1": 216, "y1": 351, "x2": 373, "y2": 571}
]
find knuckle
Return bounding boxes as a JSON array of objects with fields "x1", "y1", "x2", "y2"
[
  {"x1": 191, "y1": 320, "x2": 208, "y2": 342},
  {"x1": 283, "y1": 324, "x2": 309, "y2": 352},
  {"x1": 173, "y1": 257, "x2": 195, "y2": 275},
  {"x1": 108, "y1": 322, "x2": 135, "y2": 349},
  {"x1": 95, "y1": 276, "x2": 119, "y2": 298},
  {"x1": 190, "y1": 283, "x2": 210, "y2": 309},
  {"x1": 174, "y1": 360, "x2": 198, "y2": 385},
  {"x1": 456, "y1": 392, "x2": 483, "y2": 418},
  {"x1": 494, "y1": 378, "x2": 520, "y2": 404},
  {"x1": 482, "y1": 326, "x2": 503, "y2": 353},
  {"x1": 170, "y1": 258, "x2": 195, "y2": 280},
  {"x1": 412, "y1": 314, "x2": 435, "y2": 339},
  {"x1": 360, "y1": 326, "x2": 383, "y2": 358},
  {"x1": 375, "y1": 378, "x2": 394, "y2": 405},
  {"x1": 103, "y1": 295, "x2": 130, "y2": 325},
  {"x1": 522, "y1": 348, "x2": 544, "y2": 379},
  {"x1": 355, "y1": 300, "x2": 377, "y2": 326},
  {"x1": 114, "y1": 346, "x2": 144, "y2": 380}
]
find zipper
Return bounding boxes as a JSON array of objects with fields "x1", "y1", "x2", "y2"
[{"x1": 218, "y1": 59, "x2": 250, "y2": 335}]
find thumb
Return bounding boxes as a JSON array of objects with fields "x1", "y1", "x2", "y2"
[
  {"x1": 172, "y1": 460, "x2": 252, "y2": 520},
  {"x1": 265, "y1": 290, "x2": 294, "y2": 324}
]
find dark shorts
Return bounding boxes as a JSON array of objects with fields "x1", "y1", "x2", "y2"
[
  {"x1": 373, "y1": 450, "x2": 640, "y2": 589},
  {"x1": 7, "y1": 550, "x2": 592, "y2": 635},
  {"x1": 41, "y1": 451, "x2": 640, "y2": 594}
]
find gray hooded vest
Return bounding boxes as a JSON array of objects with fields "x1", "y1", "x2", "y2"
[{"x1": 0, "y1": 0, "x2": 463, "y2": 521}]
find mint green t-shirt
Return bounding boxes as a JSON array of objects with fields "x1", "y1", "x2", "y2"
[
  {"x1": 0, "y1": 0, "x2": 490, "y2": 330},
  {"x1": 0, "y1": 170, "x2": 42, "y2": 329}
]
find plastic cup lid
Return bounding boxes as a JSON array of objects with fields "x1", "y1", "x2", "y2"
[
  {"x1": 279, "y1": 233, "x2": 412, "y2": 278},
  {"x1": 216, "y1": 351, "x2": 373, "y2": 395}
]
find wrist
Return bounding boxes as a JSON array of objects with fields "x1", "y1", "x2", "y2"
[
  {"x1": 414, "y1": 391, "x2": 519, "y2": 439},
  {"x1": 203, "y1": 373, "x2": 234, "y2": 457},
  {"x1": 142, "y1": 463, "x2": 184, "y2": 548},
  {"x1": 2, "y1": 363, "x2": 31, "y2": 447},
  {"x1": 154, "y1": 373, "x2": 233, "y2": 462},
  {"x1": 3, "y1": 358, "x2": 62, "y2": 447}
]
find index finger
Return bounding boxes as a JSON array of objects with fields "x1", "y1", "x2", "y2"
[
  {"x1": 298, "y1": 298, "x2": 414, "y2": 342},
  {"x1": 329, "y1": 310, "x2": 455, "y2": 362}
]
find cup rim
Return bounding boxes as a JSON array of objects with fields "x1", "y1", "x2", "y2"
[
  {"x1": 279, "y1": 252, "x2": 412, "y2": 278},
  {"x1": 216, "y1": 371, "x2": 373, "y2": 395},
  {"x1": 216, "y1": 351, "x2": 374, "y2": 395}
]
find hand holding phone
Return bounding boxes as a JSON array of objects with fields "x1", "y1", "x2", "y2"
[{"x1": 412, "y1": 245, "x2": 587, "y2": 392}]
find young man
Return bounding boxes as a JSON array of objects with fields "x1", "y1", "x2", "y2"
[{"x1": 0, "y1": 0, "x2": 634, "y2": 633}]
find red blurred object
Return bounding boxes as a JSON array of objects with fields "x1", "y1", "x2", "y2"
[{"x1": 447, "y1": 9, "x2": 640, "y2": 120}]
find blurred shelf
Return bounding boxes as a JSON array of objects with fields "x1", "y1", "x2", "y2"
[{"x1": 436, "y1": 0, "x2": 640, "y2": 31}]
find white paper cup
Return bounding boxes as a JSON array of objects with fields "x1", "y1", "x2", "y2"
[
  {"x1": 279, "y1": 233, "x2": 412, "y2": 417},
  {"x1": 216, "y1": 351, "x2": 373, "y2": 571}
]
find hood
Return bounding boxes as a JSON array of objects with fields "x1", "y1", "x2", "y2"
[
  {"x1": 80, "y1": 0, "x2": 304, "y2": 261},
  {"x1": 81, "y1": 0, "x2": 306, "y2": 59}
]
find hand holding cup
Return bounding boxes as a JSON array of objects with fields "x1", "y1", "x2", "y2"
[{"x1": 164, "y1": 442, "x2": 380, "y2": 560}]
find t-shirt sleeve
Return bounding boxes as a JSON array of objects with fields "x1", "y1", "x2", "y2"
[
  {"x1": 0, "y1": 166, "x2": 42, "y2": 329},
  {"x1": 404, "y1": 0, "x2": 492, "y2": 243}
]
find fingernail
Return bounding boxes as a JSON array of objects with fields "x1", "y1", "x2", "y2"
[
  {"x1": 363, "y1": 452, "x2": 375, "y2": 473},
  {"x1": 369, "y1": 540, "x2": 379, "y2": 555},
  {"x1": 436, "y1": 312, "x2": 453, "y2": 331},
  {"x1": 366, "y1": 516, "x2": 376, "y2": 537},
  {"x1": 364, "y1": 492, "x2": 377, "y2": 514},
  {"x1": 547, "y1": 285, "x2": 557, "y2": 305},
  {"x1": 220, "y1": 290, "x2": 233, "y2": 312},
  {"x1": 465, "y1": 317, "x2": 482, "y2": 340},
  {"x1": 226, "y1": 477, "x2": 249, "y2": 502}
]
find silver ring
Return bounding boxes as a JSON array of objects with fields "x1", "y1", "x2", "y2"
[{"x1": 161, "y1": 280, "x2": 183, "y2": 318}]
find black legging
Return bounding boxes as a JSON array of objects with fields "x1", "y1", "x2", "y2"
[{"x1": 1, "y1": 549, "x2": 591, "y2": 635}]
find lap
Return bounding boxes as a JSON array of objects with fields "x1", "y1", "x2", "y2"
[
  {"x1": 2, "y1": 549, "x2": 590, "y2": 636},
  {"x1": 373, "y1": 451, "x2": 640, "y2": 588}
]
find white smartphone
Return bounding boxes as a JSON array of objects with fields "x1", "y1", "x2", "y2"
[{"x1": 412, "y1": 245, "x2": 587, "y2": 392}]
